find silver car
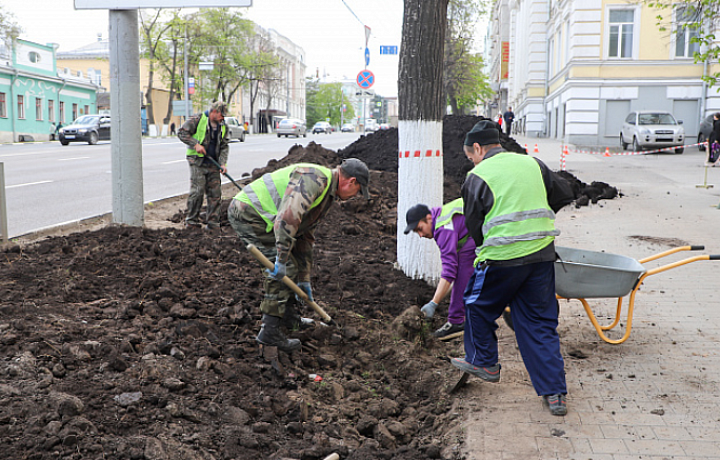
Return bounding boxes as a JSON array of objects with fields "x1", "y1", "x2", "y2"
[
  {"x1": 620, "y1": 111, "x2": 685, "y2": 154},
  {"x1": 277, "y1": 118, "x2": 307, "y2": 138},
  {"x1": 224, "y1": 116, "x2": 245, "y2": 142}
]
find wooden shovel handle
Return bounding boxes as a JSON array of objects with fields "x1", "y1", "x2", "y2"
[{"x1": 246, "y1": 244, "x2": 332, "y2": 323}]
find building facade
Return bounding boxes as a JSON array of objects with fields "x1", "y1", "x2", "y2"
[
  {"x1": 0, "y1": 39, "x2": 99, "y2": 143},
  {"x1": 487, "y1": 0, "x2": 720, "y2": 147}
]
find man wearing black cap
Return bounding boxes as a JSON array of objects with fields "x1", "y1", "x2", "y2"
[
  {"x1": 403, "y1": 199, "x2": 475, "y2": 340},
  {"x1": 451, "y1": 120, "x2": 573, "y2": 416},
  {"x1": 228, "y1": 159, "x2": 370, "y2": 353}
]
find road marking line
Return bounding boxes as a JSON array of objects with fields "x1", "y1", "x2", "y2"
[
  {"x1": 162, "y1": 160, "x2": 186, "y2": 165},
  {"x1": 7, "y1": 180, "x2": 53, "y2": 189},
  {"x1": 58, "y1": 157, "x2": 90, "y2": 161}
]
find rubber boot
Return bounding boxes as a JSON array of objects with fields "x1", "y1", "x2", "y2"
[
  {"x1": 256, "y1": 314, "x2": 301, "y2": 353},
  {"x1": 282, "y1": 299, "x2": 315, "y2": 331}
]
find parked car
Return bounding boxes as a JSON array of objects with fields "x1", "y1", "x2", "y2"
[
  {"x1": 312, "y1": 121, "x2": 332, "y2": 134},
  {"x1": 697, "y1": 114, "x2": 717, "y2": 151},
  {"x1": 224, "y1": 116, "x2": 245, "y2": 142},
  {"x1": 620, "y1": 111, "x2": 685, "y2": 154},
  {"x1": 58, "y1": 114, "x2": 111, "y2": 145},
  {"x1": 379, "y1": 123, "x2": 390, "y2": 130},
  {"x1": 341, "y1": 123, "x2": 354, "y2": 133},
  {"x1": 277, "y1": 118, "x2": 306, "y2": 138}
]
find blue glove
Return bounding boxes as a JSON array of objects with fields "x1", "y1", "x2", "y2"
[
  {"x1": 266, "y1": 260, "x2": 287, "y2": 280},
  {"x1": 420, "y1": 301, "x2": 438, "y2": 319},
  {"x1": 297, "y1": 281, "x2": 314, "y2": 302}
]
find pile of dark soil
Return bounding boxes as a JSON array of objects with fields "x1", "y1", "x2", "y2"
[
  {"x1": 0, "y1": 117, "x2": 620, "y2": 460},
  {"x1": 338, "y1": 115, "x2": 619, "y2": 206}
]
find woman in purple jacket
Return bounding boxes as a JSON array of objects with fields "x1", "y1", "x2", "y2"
[{"x1": 404, "y1": 199, "x2": 476, "y2": 339}]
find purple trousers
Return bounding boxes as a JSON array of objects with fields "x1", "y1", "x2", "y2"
[{"x1": 448, "y1": 245, "x2": 476, "y2": 325}]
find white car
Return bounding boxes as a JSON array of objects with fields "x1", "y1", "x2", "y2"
[
  {"x1": 620, "y1": 111, "x2": 685, "y2": 154},
  {"x1": 224, "y1": 116, "x2": 245, "y2": 142},
  {"x1": 277, "y1": 118, "x2": 307, "y2": 138}
]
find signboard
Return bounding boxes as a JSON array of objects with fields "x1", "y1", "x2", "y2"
[
  {"x1": 356, "y1": 70, "x2": 375, "y2": 89},
  {"x1": 188, "y1": 77, "x2": 195, "y2": 95},
  {"x1": 364, "y1": 47, "x2": 370, "y2": 67},
  {"x1": 75, "y1": 0, "x2": 251, "y2": 8},
  {"x1": 380, "y1": 46, "x2": 398, "y2": 55},
  {"x1": 172, "y1": 100, "x2": 189, "y2": 117},
  {"x1": 501, "y1": 41, "x2": 509, "y2": 80}
]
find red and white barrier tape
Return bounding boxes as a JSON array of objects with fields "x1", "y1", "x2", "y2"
[{"x1": 567, "y1": 143, "x2": 704, "y2": 156}]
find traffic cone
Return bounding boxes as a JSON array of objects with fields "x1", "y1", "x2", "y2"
[
  {"x1": 534, "y1": 144, "x2": 539, "y2": 154},
  {"x1": 524, "y1": 143, "x2": 528, "y2": 152},
  {"x1": 604, "y1": 147, "x2": 611, "y2": 157}
]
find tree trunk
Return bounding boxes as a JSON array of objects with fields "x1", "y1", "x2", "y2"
[
  {"x1": 163, "y1": 40, "x2": 179, "y2": 125},
  {"x1": 397, "y1": 0, "x2": 448, "y2": 282},
  {"x1": 145, "y1": 60, "x2": 155, "y2": 127}
]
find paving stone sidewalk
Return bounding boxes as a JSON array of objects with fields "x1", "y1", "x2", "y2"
[{"x1": 458, "y1": 136, "x2": 720, "y2": 460}]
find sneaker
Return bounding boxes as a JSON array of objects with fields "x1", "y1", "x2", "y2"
[
  {"x1": 450, "y1": 358, "x2": 501, "y2": 382},
  {"x1": 543, "y1": 393, "x2": 567, "y2": 416},
  {"x1": 434, "y1": 322, "x2": 464, "y2": 340}
]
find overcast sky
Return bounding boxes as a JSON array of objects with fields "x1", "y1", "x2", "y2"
[{"x1": 1, "y1": 0, "x2": 404, "y2": 97}]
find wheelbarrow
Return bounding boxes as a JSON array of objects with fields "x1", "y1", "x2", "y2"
[{"x1": 502, "y1": 245, "x2": 719, "y2": 344}]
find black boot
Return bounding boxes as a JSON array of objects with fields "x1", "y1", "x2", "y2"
[
  {"x1": 282, "y1": 299, "x2": 315, "y2": 331},
  {"x1": 256, "y1": 314, "x2": 301, "y2": 353}
]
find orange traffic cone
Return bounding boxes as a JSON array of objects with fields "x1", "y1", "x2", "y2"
[
  {"x1": 534, "y1": 144, "x2": 539, "y2": 154},
  {"x1": 604, "y1": 147, "x2": 611, "y2": 157},
  {"x1": 524, "y1": 143, "x2": 528, "y2": 152}
]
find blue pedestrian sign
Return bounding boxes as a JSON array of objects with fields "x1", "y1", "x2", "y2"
[
  {"x1": 380, "y1": 46, "x2": 398, "y2": 55},
  {"x1": 365, "y1": 47, "x2": 370, "y2": 67},
  {"x1": 356, "y1": 70, "x2": 375, "y2": 89}
]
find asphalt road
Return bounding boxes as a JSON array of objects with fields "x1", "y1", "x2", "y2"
[{"x1": 0, "y1": 132, "x2": 361, "y2": 238}]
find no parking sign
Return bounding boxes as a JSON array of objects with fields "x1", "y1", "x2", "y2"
[{"x1": 356, "y1": 70, "x2": 375, "y2": 89}]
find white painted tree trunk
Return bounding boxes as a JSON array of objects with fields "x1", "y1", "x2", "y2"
[{"x1": 397, "y1": 119, "x2": 444, "y2": 283}]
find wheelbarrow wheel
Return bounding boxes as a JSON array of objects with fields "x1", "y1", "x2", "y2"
[
  {"x1": 502, "y1": 307, "x2": 514, "y2": 331},
  {"x1": 502, "y1": 302, "x2": 560, "y2": 332}
]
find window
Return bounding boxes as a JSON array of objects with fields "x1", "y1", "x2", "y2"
[
  {"x1": 0, "y1": 93, "x2": 6, "y2": 118},
  {"x1": 36, "y1": 97, "x2": 42, "y2": 121},
  {"x1": 17, "y1": 95, "x2": 24, "y2": 119},
  {"x1": 72, "y1": 103, "x2": 78, "y2": 121},
  {"x1": 48, "y1": 100, "x2": 54, "y2": 122},
  {"x1": 675, "y1": 6, "x2": 699, "y2": 58},
  {"x1": 59, "y1": 101, "x2": 65, "y2": 123},
  {"x1": 84, "y1": 105, "x2": 89, "y2": 116},
  {"x1": 28, "y1": 51, "x2": 41, "y2": 63},
  {"x1": 608, "y1": 9, "x2": 634, "y2": 58}
]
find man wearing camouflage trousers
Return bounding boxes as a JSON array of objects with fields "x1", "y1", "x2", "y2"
[
  {"x1": 178, "y1": 101, "x2": 230, "y2": 230},
  {"x1": 228, "y1": 159, "x2": 370, "y2": 353}
]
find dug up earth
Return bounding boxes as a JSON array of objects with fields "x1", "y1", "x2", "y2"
[{"x1": 0, "y1": 116, "x2": 619, "y2": 460}]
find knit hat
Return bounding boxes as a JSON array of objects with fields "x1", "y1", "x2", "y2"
[{"x1": 464, "y1": 120, "x2": 500, "y2": 146}]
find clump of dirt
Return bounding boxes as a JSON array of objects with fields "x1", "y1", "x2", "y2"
[
  {"x1": 339, "y1": 115, "x2": 619, "y2": 206},
  {"x1": 0, "y1": 116, "x2": 620, "y2": 460}
]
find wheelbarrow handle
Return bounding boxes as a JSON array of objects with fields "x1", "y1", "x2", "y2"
[
  {"x1": 246, "y1": 244, "x2": 333, "y2": 323},
  {"x1": 690, "y1": 245, "x2": 705, "y2": 251},
  {"x1": 710, "y1": 255, "x2": 720, "y2": 260}
]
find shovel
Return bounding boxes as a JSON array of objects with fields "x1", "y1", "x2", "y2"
[
  {"x1": 247, "y1": 244, "x2": 337, "y2": 326},
  {"x1": 204, "y1": 155, "x2": 243, "y2": 191}
]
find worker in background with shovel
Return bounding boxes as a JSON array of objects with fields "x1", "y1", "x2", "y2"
[
  {"x1": 403, "y1": 199, "x2": 475, "y2": 340},
  {"x1": 228, "y1": 159, "x2": 370, "y2": 354},
  {"x1": 177, "y1": 101, "x2": 230, "y2": 231}
]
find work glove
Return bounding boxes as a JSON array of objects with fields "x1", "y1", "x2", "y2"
[
  {"x1": 266, "y1": 259, "x2": 287, "y2": 281},
  {"x1": 420, "y1": 301, "x2": 438, "y2": 319},
  {"x1": 297, "y1": 282, "x2": 314, "y2": 302}
]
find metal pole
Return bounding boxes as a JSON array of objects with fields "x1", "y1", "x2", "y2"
[
  {"x1": 0, "y1": 163, "x2": 8, "y2": 244},
  {"x1": 109, "y1": 10, "x2": 144, "y2": 227},
  {"x1": 184, "y1": 26, "x2": 190, "y2": 120},
  {"x1": 286, "y1": 63, "x2": 290, "y2": 117}
]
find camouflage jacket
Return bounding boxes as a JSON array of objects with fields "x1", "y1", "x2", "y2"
[
  {"x1": 178, "y1": 112, "x2": 229, "y2": 167},
  {"x1": 275, "y1": 166, "x2": 339, "y2": 281}
]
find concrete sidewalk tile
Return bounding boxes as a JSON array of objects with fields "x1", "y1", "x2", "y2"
[
  {"x1": 612, "y1": 412, "x2": 670, "y2": 425},
  {"x1": 536, "y1": 436, "x2": 573, "y2": 455},
  {"x1": 678, "y1": 440, "x2": 720, "y2": 457},
  {"x1": 587, "y1": 437, "x2": 630, "y2": 455},
  {"x1": 624, "y1": 438, "x2": 685, "y2": 456},
  {"x1": 684, "y1": 425, "x2": 720, "y2": 440},
  {"x1": 483, "y1": 435, "x2": 538, "y2": 456},
  {"x1": 599, "y1": 424, "x2": 643, "y2": 440},
  {"x1": 651, "y1": 425, "x2": 692, "y2": 440},
  {"x1": 569, "y1": 437, "x2": 592, "y2": 453},
  {"x1": 577, "y1": 410, "x2": 619, "y2": 425}
]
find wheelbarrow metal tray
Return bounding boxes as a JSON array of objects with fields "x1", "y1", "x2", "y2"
[{"x1": 554, "y1": 247, "x2": 646, "y2": 299}]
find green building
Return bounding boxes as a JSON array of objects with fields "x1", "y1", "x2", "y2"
[{"x1": 0, "y1": 39, "x2": 100, "y2": 143}]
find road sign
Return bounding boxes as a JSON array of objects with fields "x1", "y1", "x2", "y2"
[
  {"x1": 188, "y1": 77, "x2": 195, "y2": 95},
  {"x1": 75, "y1": 0, "x2": 251, "y2": 8},
  {"x1": 380, "y1": 46, "x2": 398, "y2": 55},
  {"x1": 356, "y1": 70, "x2": 375, "y2": 89},
  {"x1": 365, "y1": 47, "x2": 370, "y2": 67}
]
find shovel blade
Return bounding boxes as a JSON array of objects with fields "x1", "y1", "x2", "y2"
[{"x1": 449, "y1": 372, "x2": 470, "y2": 394}]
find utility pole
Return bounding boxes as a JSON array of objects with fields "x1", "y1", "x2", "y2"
[
  {"x1": 184, "y1": 25, "x2": 189, "y2": 121},
  {"x1": 286, "y1": 63, "x2": 290, "y2": 117}
]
